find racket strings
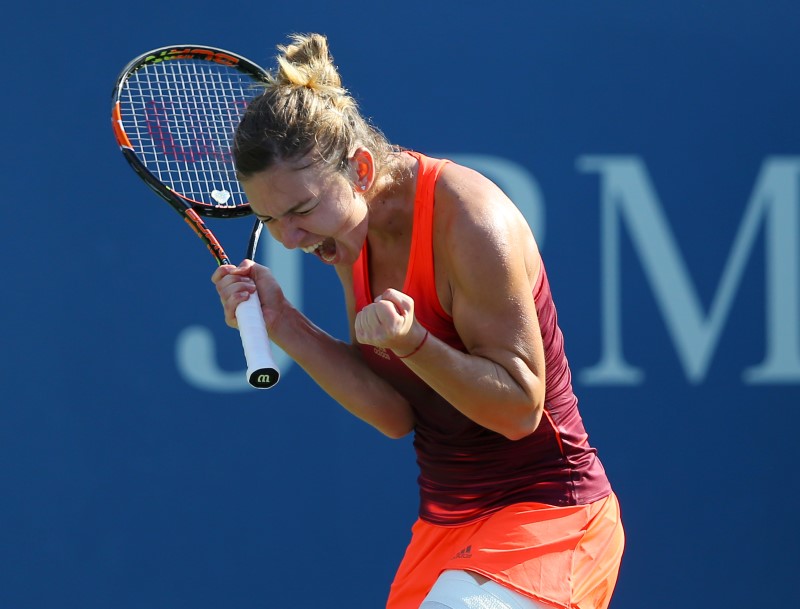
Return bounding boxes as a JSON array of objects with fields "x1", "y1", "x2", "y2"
[{"x1": 120, "y1": 59, "x2": 261, "y2": 208}]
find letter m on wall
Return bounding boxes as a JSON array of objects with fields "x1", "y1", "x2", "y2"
[{"x1": 577, "y1": 156, "x2": 800, "y2": 385}]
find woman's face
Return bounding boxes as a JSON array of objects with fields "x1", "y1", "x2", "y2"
[{"x1": 242, "y1": 158, "x2": 368, "y2": 266}]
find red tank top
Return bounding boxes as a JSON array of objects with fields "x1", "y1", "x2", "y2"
[{"x1": 353, "y1": 152, "x2": 612, "y2": 525}]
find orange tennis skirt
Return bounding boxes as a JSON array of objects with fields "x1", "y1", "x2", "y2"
[{"x1": 386, "y1": 493, "x2": 624, "y2": 609}]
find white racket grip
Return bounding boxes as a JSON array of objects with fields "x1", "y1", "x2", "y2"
[{"x1": 235, "y1": 290, "x2": 280, "y2": 389}]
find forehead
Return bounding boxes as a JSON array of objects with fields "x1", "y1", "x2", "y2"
[{"x1": 243, "y1": 159, "x2": 339, "y2": 209}]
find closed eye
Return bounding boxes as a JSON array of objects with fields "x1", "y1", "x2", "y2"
[
  {"x1": 294, "y1": 200, "x2": 319, "y2": 216},
  {"x1": 256, "y1": 199, "x2": 318, "y2": 225}
]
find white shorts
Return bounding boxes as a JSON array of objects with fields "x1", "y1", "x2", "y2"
[{"x1": 420, "y1": 570, "x2": 551, "y2": 609}]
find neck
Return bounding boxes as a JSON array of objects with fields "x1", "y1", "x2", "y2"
[{"x1": 365, "y1": 152, "x2": 417, "y2": 244}]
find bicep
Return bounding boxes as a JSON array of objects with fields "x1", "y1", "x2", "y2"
[{"x1": 448, "y1": 205, "x2": 546, "y2": 390}]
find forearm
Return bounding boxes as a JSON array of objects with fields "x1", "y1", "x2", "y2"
[
  {"x1": 398, "y1": 332, "x2": 544, "y2": 440},
  {"x1": 273, "y1": 305, "x2": 415, "y2": 438}
]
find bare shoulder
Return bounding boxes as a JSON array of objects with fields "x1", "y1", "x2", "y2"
[
  {"x1": 433, "y1": 161, "x2": 540, "y2": 284},
  {"x1": 431, "y1": 161, "x2": 544, "y2": 370}
]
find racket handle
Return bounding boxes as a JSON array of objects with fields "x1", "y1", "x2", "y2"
[{"x1": 235, "y1": 290, "x2": 280, "y2": 389}]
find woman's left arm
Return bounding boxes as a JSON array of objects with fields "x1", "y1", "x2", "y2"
[{"x1": 357, "y1": 164, "x2": 547, "y2": 440}]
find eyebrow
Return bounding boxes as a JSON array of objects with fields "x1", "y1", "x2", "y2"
[{"x1": 255, "y1": 197, "x2": 314, "y2": 221}]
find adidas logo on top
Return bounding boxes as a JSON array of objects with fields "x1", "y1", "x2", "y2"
[
  {"x1": 373, "y1": 347, "x2": 391, "y2": 360},
  {"x1": 452, "y1": 545, "x2": 473, "y2": 559}
]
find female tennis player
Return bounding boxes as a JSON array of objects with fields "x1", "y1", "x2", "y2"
[{"x1": 213, "y1": 33, "x2": 624, "y2": 609}]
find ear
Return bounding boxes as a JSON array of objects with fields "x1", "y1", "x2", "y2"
[{"x1": 348, "y1": 147, "x2": 375, "y2": 193}]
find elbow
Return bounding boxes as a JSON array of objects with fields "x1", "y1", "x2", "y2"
[
  {"x1": 494, "y1": 362, "x2": 546, "y2": 441},
  {"x1": 378, "y1": 417, "x2": 414, "y2": 439},
  {"x1": 381, "y1": 425, "x2": 414, "y2": 440},
  {"x1": 374, "y1": 405, "x2": 415, "y2": 439},
  {"x1": 501, "y1": 401, "x2": 544, "y2": 441}
]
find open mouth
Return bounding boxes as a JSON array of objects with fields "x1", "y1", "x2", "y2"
[{"x1": 301, "y1": 238, "x2": 337, "y2": 263}]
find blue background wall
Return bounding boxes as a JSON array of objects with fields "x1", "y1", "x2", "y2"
[{"x1": 2, "y1": 2, "x2": 799, "y2": 608}]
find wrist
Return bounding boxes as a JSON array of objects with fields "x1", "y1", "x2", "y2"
[{"x1": 395, "y1": 329, "x2": 430, "y2": 359}]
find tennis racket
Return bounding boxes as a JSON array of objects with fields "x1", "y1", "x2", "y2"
[{"x1": 111, "y1": 45, "x2": 279, "y2": 389}]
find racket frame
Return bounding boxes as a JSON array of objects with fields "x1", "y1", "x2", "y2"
[{"x1": 111, "y1": 45, "x2": 279, "y2": 389}]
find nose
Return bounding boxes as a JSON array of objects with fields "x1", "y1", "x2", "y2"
[{"x1": 268, "y1": 216, "x2": 307, "y2": 250}]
